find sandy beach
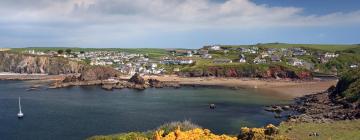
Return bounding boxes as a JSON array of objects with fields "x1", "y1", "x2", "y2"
[
  {"x1": 144, "y1": 75, "x2": 338, "y2": 98},
  {"x1": 0, "y1": 72, "x2": 337, "y2": 99}
]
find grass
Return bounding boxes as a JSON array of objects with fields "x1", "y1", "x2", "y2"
[
  {"x1": 279, "y1": 120, "x2": 360, "y2": 140},
  {"x1": 87, "y1": 120, "x2": 201, "y2": 140},
  {"x1": 222, "y1": 43, "x2": 360, "y2": 52},
  {"x1": 9, "y1": 47, "x2": 169, "y2": 59}
]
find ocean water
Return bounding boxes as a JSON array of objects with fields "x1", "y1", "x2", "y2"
[{"x1": 0, "y1": 80, "x2": 290, "y2": 140}]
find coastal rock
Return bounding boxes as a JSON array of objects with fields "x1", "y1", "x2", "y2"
[
  {"x1": 63, "y1": 75, "x2": 80, "y2": 82},
  {"x1": 264, "y1": 105, "x2": 283, "y2": 113},
  {"x1": 285, "y1": 91, "x2": 360, "y2": 123},
  {"x1": 148, "y1": 79, "x2": 180, "y2": 88},
  {"x1": 128, "y1": 73, "x2": 145, "y2": 85},
  {"x1": 148, "y1": 79, "x2": 162, "y2": 88},
  {"x1": 80, "y1": 66, "x2": 120, "y2": 81},
  {"x1": 102, "y1": 84, "x2": 114, "y2": 90},
  {"x1": 0, "y1": 52, "x2": 85, "y2": 74}
]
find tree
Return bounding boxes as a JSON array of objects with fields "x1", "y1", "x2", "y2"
[
  {"x1": 57, "y1": 49, "x2": 64, "y2": 54},
  {"x1": 80, "y1": 51, "x2": 85, "y2": 54},
  {"x1": 65, "y1": 49, "x2": 72, "y2": 54}
]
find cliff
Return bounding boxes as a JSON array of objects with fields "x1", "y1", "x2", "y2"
[
  {"x1": 0, "y1": 52, "x2": 85, "y2": 75},
  {"x1": 80, "y1": 66, "x2": 121, "y2": 81}
]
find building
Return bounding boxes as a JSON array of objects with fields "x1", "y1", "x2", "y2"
[
  {"x1": 350, "y1": 64, "x2": 358, "y2": 68},
  {"x1": 271, "y1": 55, "x2": 281, "y2": 62},
  {"x1": 253, "y1": 57, "x2": 266, "y2": 64},
  {"x1": 324, "y1": 52, "x2": 339, "y2": 58},
  {"x1": 287, "y1": 58, "x2": 303, "y2": 66},
  {"x1": 213, "y1": 59, "x2": 233, "y2": 64},
  {"x1": 239, "y1": 54, "x2": 246, "y2": 63},
  {"x1": 209, "y1": 45, "x2": 222, "y2": 51},
  {"x1": 160, "y1": 58, "x2": 194, "y2": 65},
  {"x1": 197, "y1": 49, "x2": 209, "y2": 55},
  {"x1": 202, "y1": 54, "x2": 212, "y2": 59},
  {"x1": 292, "y1": 48, "x2": 307, "y2": 56}
]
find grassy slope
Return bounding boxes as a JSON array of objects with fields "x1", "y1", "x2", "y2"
[
  {"x1": 9, "y1": 47, "x2": 169, "y2": 59},
  {"x1": 222, "y1": 43, "x2": 360, "y2": 52},
  {"x1": 279, "y1": 120, "x2": 360, "y2": 140}
]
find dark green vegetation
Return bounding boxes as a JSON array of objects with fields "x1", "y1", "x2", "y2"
[
  {"x1": 185, "y1": 43, "x2": 360, "y2": 75},
  {"x1": 279, "y1": 120, "x2": 360, "y2": 140},
  {"x1": 220, "y1": 43, "x2": 360, "y2": 52},
  {"x1": 10, "y1": 47, "x2": 168, "y2": 59},
  {"x1": 331, "y1": 67, "x2": 360, "y2": 104},
  {"x1": 7, "y1": 43, "x2": 360, "y2": 75}
]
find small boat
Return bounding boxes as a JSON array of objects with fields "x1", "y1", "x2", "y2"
[
  {"x1": 209, "y1": 104, "x2": 216, "y2": 109},
  {"x1": 17, "y1": 97, "x2": 24, "y2": 118}
]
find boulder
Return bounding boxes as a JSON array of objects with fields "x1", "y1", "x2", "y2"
[{"x1": 128, "y1": 73, "x2": 145, "y2": 85}]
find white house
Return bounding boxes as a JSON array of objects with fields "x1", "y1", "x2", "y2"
[
  {"x1": 324, "y1": 52, "x2": 339, "y2": 58},
  {"x1": 253, "y1": 57, "x2": 266, "y2": 64},
  {"x1": 350, "y1": 64, "x2": 358, "y2": 68},
  {"x1": 210, "y1": 45, "x2": 221, "y2": 51},
  {"x1": 202, "y1": 54, "x2": 212, "y2": 59},
  {"x1": 239, "y1": 54, "x2": 246, "y2": 63},
  {"x1": 287, "y1": 58, "x2": 303, "y2": 66}
]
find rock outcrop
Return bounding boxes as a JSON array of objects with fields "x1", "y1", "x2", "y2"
[
  {"x1": 80, "y1": 66, "x2": 121, "y2": 81},
  {"x1": 288, "y1": 92, "x2": 360, "y2": 123},
  {"x1": 128, "y1": 73, "x2": 145, "y2": 85},
  {"x1": 148, "y1": 78, "x2": 180, "y2": 88},
  {"x1": 273, "y1": 69, "x2": 360, "y2": 123},
  {"x1": 0, "y1": 52, "x2": 85, "y2": 74}
]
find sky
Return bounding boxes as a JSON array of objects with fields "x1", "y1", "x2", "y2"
[{"x1": 0, "y1": 0, "x2": 359, "y2": 48}]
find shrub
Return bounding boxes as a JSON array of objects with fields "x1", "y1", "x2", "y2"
[
  {"x1": 154, "y1": 126, "x2": 237, "y2": 140},
  {"x1": 156, "y1": 120, "x2": 201, "y2": 135},
  {"x1": 238, "y1": 124, "x2": 287, "y2": 140}
]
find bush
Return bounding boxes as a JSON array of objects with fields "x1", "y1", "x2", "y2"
[
  {"x1": 332, "y1": 68, "x2": 360, "y2": 103},
  {"x1": 238, "y1": 124, "x2": 288, "y2": 140},
  {"x1": 87, "y1": 132, "x2": 151, "y2": 140},
  {"x1": 154, "y1": 127, "x2": 237, "y2": 140},
  {"x1": 157, "y1": 120, "x2": 201, "y2": 135}
]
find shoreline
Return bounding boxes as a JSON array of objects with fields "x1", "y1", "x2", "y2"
[
  {"x1": 0, "y1": 73, "x2": 67, "y2": 81},
  {"x1": 143, "y1": 75, "x2": 337, "y2": 98},
  {"x1": 0, "y1": 73, "x2": 337, "y2": 99}
]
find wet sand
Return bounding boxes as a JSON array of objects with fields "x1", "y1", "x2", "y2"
[{"x1": 143, "y1": 75, "x2": 338, "y2": 98}]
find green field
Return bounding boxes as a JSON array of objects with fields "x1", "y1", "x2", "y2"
[
  {"x1": 279, "y1": 120, "x2": 360, "y2": 140},
  {"x1": 221, "y1": 43, "x2": 360, "y2": 52},
  {"x1": 9, "y1": 47, "x2": 169, "y2": 59}
]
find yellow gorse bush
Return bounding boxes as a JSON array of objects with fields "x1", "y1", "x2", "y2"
[
  {"x1": 238, "y1": 124, "x2": 288, "y2": 140},
  {"x1": 154, "y1": 126, "x2": 237, "y2": 140}
]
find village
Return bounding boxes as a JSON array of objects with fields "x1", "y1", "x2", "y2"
[{"x1": 21, "y1": 45, "x2": 358, "y2": 76}]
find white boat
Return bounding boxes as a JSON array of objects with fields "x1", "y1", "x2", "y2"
[{"x1": 17, "y1": 97, "x2": 24, "y2": 118}]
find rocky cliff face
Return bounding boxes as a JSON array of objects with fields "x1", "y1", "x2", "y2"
[
  {"x1": 79, "y1": 66, "x2": 121, "y2": 81},
  {"x1": 178, "y1": 65, "x2": 312, "y2": 80},
  {"x1": 0, "y1": 52, "x2": 85, "y2": 75}
]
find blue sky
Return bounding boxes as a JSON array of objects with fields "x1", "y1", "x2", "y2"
[{"x1": 0, "y1": 0, "x2": 359, "y2": 48}]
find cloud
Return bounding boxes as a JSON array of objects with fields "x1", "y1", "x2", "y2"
[
  {"x1": 0, "y1": 0, "x2": 359, "y2": 47},
  {"x1": 1, "y1": 0, "x2": 360, "y2": 26}
]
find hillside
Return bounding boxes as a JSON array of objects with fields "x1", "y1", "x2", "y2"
[
  {"x1": 9, "y1": 47, "x2": 168, "y2": 59},
  {"x1": 220, "y1": 43, "x2": 360, "y2": 52},
  {"x1": 0, "y1": 52, "x2": 85, "y2": 75},
  {"x1": 331, "y1": 67, "x2": 360, "y2": 104}
]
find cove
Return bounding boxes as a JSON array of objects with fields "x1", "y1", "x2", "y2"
[{"x1": 0, "y1": 80, "x2": 290, "y2": 140}]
